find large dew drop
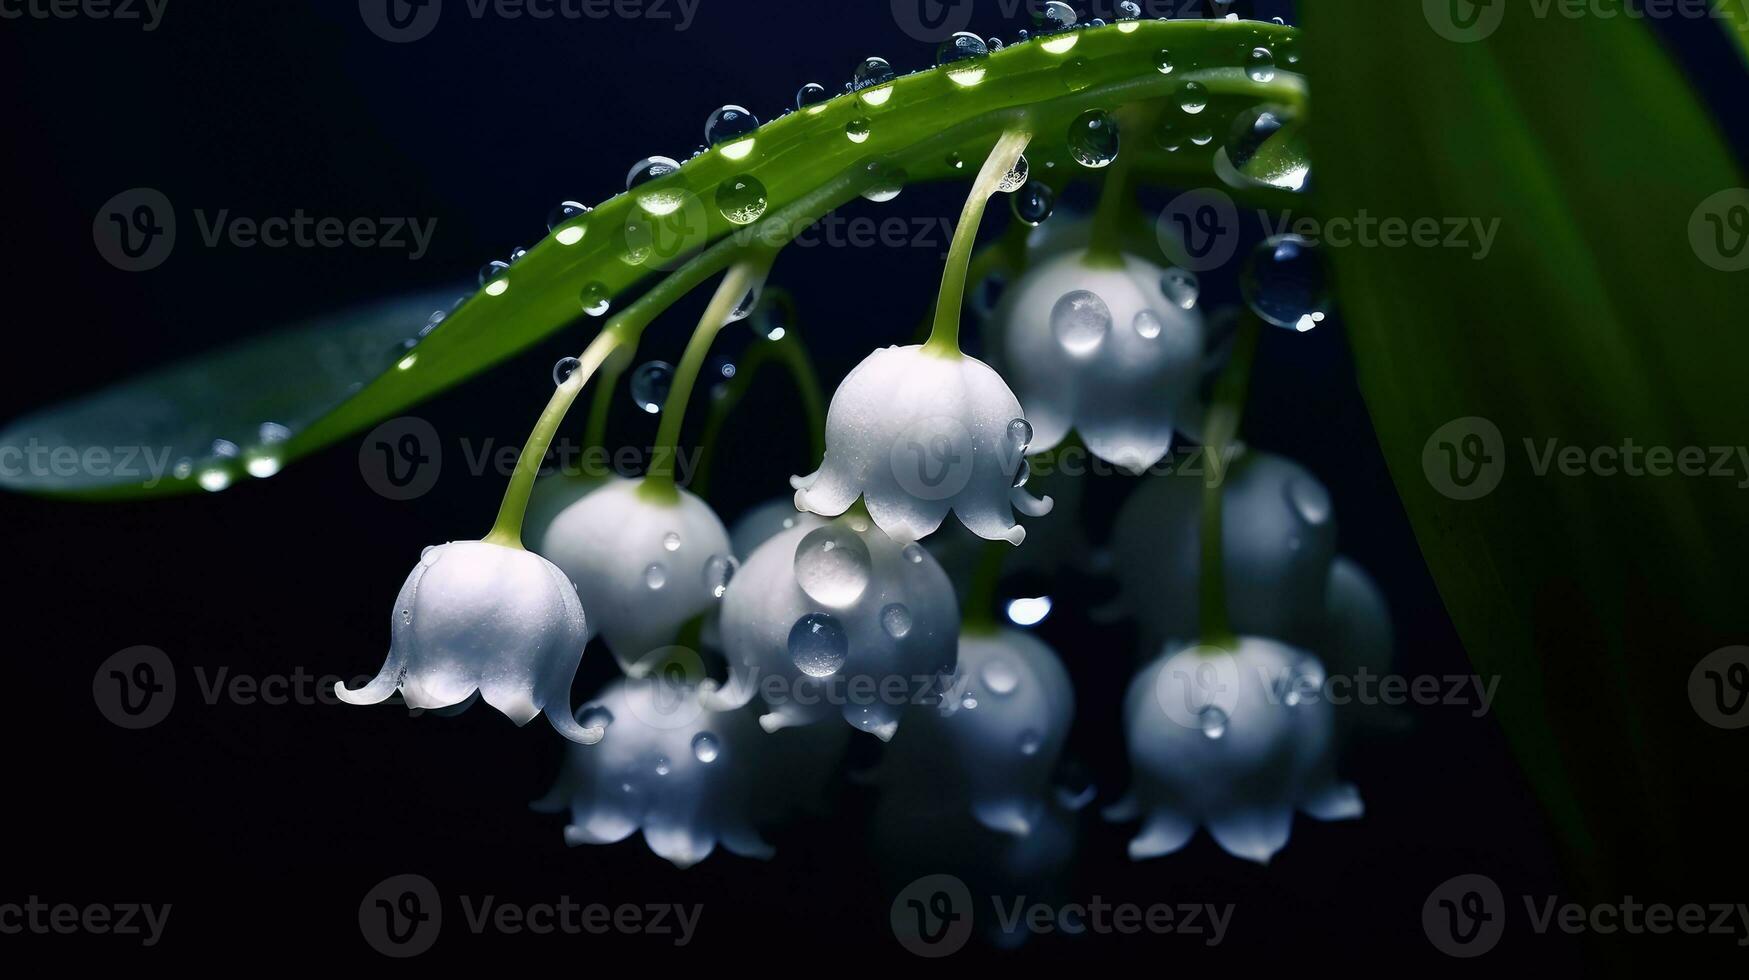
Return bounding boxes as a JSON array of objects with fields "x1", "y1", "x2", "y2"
[
  {"x1": 631, "y1": 361, "x2": 675, "y2": 414},
  {"x1": 793, "y1": 525, "x2": 872, "y2": 608},
  {"x1": 936, "y1": 32, "x2": 989, "y2": 87},
  {"x1": 1241, "y1": 235, "x2": 1330, "y2": 332},
  {"x1": 716, "y1": 175, "x2": 769, "y2": 225},
  {"x1": 704, "y1": 105, "x2": 760, "y2": 147},
  {"x1": 1051, "y1": 290, "x2": 1113, "y2": 356},
  {"x1": 627, "y1": 156, "x2": 686, "y2": 216},
  {"x1": 1068, "y1": 109, "x2": 1120, "y2": 169},
  {"x1": 789, "y1": 613, "x2": 849, "y2": 678}
]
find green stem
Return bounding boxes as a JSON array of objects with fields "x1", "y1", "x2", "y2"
[
  {"x1": 1087, "y1": 106, "x2": 1158, "y2": 267},
  {"x1": 962, "y1": 540, "x2": 1008, "y2": 636},
  {"x1": 1198, "y1": 313, "x2": 1263, "y2": 649},
  {"x1": 582, "y1": 358, "x2": 620, "y2": 455},
  {"x1": 692, "y1": 317, "x2": 826, "y2": 498},
  {"x1": 641, "y1": 256, "x2": 774, "y2": 504},
  {"x1": 924, "y1": 129, "x2": 1034, "y2": 357}
]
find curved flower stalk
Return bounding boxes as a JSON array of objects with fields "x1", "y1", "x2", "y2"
[
  {"x1": 993, "y1": 248, "x2": 1206, "y2": 473},
  {"x1": 532, "y1": 476, "x2": 735, "y2": 676},
  {"x1": 532, "y1": 680, "x2": 773, "y2": 868},
  {"x1": 1109, "y1": 637, "x2": 1362, "y2": 864},
  {"x1": 872, "y1": 629, "x2": 1075, "y2": 837},
  {"x1": 336, "y1": 540, "x2": 601, "y2": 744},
  {"x1": 794, "y1": 131, "x2": 1052, "y2": 545},
  {"x1": 1110, "y1": 447, "x2": 1338, "y2": 651},
  {"x1": 715, "y1": 515, "x2": 959, "y2": 739}
]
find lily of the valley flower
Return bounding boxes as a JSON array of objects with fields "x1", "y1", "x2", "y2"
[
  {"x1": 337, "y1": 540, "x2": 600, "y2": 744},
  {"x1": 532, "y1": 680, "x2": 773, "y2": 869},
  {"x1": 792, "y1": 345, "x2": 1052, "y2": 545},
  {"x1": 1111, "y1": 448, "x2": 1338, "y2": 650},
  {"x1": 873, "y1": 629, "x2": 1076, "y2": 837},
  {"x1": 993, "y1": 249, "x2": 1206, "y2": 474},
  {"x1": 715, "y1": 514, "x2": 960, "y2": 739},
  {"x1": 532, "y1": 477, "x2": 736, "y2": 676},
  {"x1": 1109, "y1": 638, "x2": 1363, "y2": 864}
]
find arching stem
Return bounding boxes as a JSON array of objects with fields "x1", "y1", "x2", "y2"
[
  {"x1": 924, "y1": 129, "x2": 1033, "y2": 357},
  {"x1": 962, "y1": 540, "x2": 1008, "y2": 636},
  {"x1": 1087, "y1": 105, "x2": 1157, "y2": 267},
  {"x1": 1198, "y1": 313, "x2": 1263, "y2": 650},
  {"x1": 692, "y1": 307, "x2": 826, "y2": 498}
]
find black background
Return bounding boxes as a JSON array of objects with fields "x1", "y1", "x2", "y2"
[{"x1": 3, "y1": 0, "x2": 1743, "y2": 969}]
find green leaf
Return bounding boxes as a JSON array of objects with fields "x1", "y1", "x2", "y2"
[
  {"x1": 3, "y1": 19, "x2": 1300, "y2": 499},
  {"x1": 1306, "y1": 5, "x2": 1747, "y2": 898}
]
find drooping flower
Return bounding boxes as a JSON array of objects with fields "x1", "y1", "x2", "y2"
[
  {"x1": 336, "y1": 540, "x2": 600, "y2": 744},
  {"x1": 1110, "y1": 447, "x2": 1338, "y2": 650},
  {"x1": 1109, "y1": 637, "x2": 1363, "y2": 864},
  {"x1": 715, "y1": 514, "x2": 959, "y2": 739},
  {"x1": 532, "y1": 477, "x2": 737, "y2": 676},
  {"x1": 792, "y1": 345, "x2": 1052, "y2": 545},
  {"x1": 532, "y1": 679, "x2": 773, "y2": 869},
  {"x1": 992, "y1": 248, "x2": 1206, "y2": 473},
  {"x1": 872, "y1": 629, "x2": 1075, "y2": 836}
]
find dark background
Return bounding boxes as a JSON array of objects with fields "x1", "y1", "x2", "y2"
[{"x1": 2, "y1": 0, "x2": 1742, "y2": 968}]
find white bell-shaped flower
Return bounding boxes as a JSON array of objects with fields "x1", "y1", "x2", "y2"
[
  {"x1": 532, "y1": 477, "x2": 737, "y2": 676},
  {"x1": 792, "y1": 345, "x2": 1052, "y2": 545},
  {"x1": 1110, "y1": 638, "x2": 1363, "y2": 864},
  {"x1": 715, "y1": 514, "x2": 960, "y2": 740},
  {"x1": 728, "y1": 497, "x2": 824, "y2": 559},
  {"x1": 1322, "y1": 557, "x2": 1394, "y2": 679},
  {"x1": 532, "y1": 679, "x2": 773, "y2": 869},
  {"x1": 873, "y1": 629, "x2": 1074, "y2": 837},
  {"x1": 337, "y1": 541, "x2": 599, "y2": 744},
  {"x1": 993, "y1": 249, "x2": 1205, "y2": 473},
  {"x1": 1111, "y1": 448, "x2": 1337, "y2": 651}
]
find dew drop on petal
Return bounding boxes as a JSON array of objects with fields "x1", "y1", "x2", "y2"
[
  {"x1": 881, "y1": 603, "x2": 913, "y2": 639},
  {"x1": 1012, "y1": 458, "x2": 1032, "y2": 488},
  {"x1": 1018, "y1": 729, "x2": 1043, "y2": 755},
  {"x1": 1134, "y1": 310, "x2": 1164, "y2": 340},
  {"x1": 789, "y1": 613, "x2": 848, "y2": 678},
  {"x1": 902, "y1": 543, "x2": 926, "y2": 565},
  {"x1": 691, "y1": 732, "x2": 720, "y2": 763},
  {"x1": 794, "y1": 526, "x2": 872, "y2": 607},
  {"x1": 1007, "y1": 418, "x2": 1034, "y2": 453},
  {"x1": 1200, "y1": 705, "x2": 1229, "y2": 739},
  {"x1": 1161, "y1": 268, "x2": 1201, "y2": 310},
  {"x1": 654, "y1": 755, "x2": 671, "y2": 776},
  {"x1": 1286, "y1": 476, "x2": 1333, "y2": 526},
  {"x1": 631, "y1": 361, "x2": 675, "y2": 414},
  {"x1": 663, "y1": 531, "x2": 682, "y2": 552},
  {"x1": 982, "y1": 658, "x2": 1021, "y2": 696},
  {"x1": 645, "y1": 563, "x2": 668, "y2": 590},
  {"x1": 703, "y1": 554, "x2": 737, "y2": 598},
  {"x1": 1051, "y1": 290, "x2": 1113, "y2": 355}
]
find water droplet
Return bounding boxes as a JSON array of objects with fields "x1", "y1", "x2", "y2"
[
  {"x1": 1068, "y1": 109, "x2": 1119, "y2": 168},
  {"x1": 1134, "y1": 309, "x2": 1164, "y2": 340},
  {"x1": 1118, "y1": 0, "x2": 1141, "y2": 18},
  {"x1": 794, "y1": 525, "x2": 872, "y2": 607},
  {"x1": 579, "y1": 705, "x2": 614, "y2": 732},
  {"x1": 1051, "y1": 289, "x2": 1113, "y2": 355},
  {"x1": 1007, "y1": 418, "x2": 1034, "y2": 453},
  {"x1": 1178, "y1": 81, "x2": 1209, "y2": 115},
  {"x1": 705, "y1": 104, "x2": 760, "y2": 146},
  {"x1": 1156, "y1": 49, "x2": 1175, "y2": 74},
  {"x1": 997, "y1": 154, "x2": 1030, "y2": 193},
  {"x1": 1042, "y1": 1, "x2": 1077, "y2": 30},
  {"x1": 845, "y1": 118, "x2": 872, "y2": 144},
  {"x1": 1018, "y1": 729, "x2": 1043, "y2": 755},
  {"x1": 644, "y1": 563, "x2": 668, "y2": 590},
  {"x1": 961, "y1": 693, "x2": 979, "y2": 710},
  {"x1": 1012, "y1": 458, "x2": 1032, "y2": 488},
  {"x1": 507, "y1": 246, "x2": 530, "y2": 264},
  {"x1": 789, "y1": 613, "x2": 848, "y2": 678},
  {"x1": 1246, "y1": 45, "x2": 1277, "y2": 82},
  {"x1": 691, "y1": 732, "x2": 720, "y2": 763},
  {"x1": 1061, "y1": 56, "x2": 1095, "y2": 92},
  {"x1": 663, "y1": 531, "x2": 682, "y2": 552},
  {"x1": 852, "y1": 57, "x2": 896, "y2": 104},
  {"x1": 716, "y1": 174, "x2": 768, "y2": 225},
  {"x1": 947, "y1": 151, "x2": 965, "y2": 170},
  {"x1": 936, "y1": 32, "x2": 989, "y2": 86},
  {"x1": 478, "y1": 260, "x2": 510, "y2": 296},
  {"x1": 1005, "y1": 596, "x2": 1053, "y2": 627},
  {"x1": 796, "y1": 82, "x2": 829, "y2": 111},
  {"x1": 902, "y1": 543, "x2": 926, "y2": 565},
  {"x1": 1224, "y1": 104, "x2": 1308, "y2": 192},
  {"x1": 1286, "y1": 476, "x2": 1333, "y2": 526},
  {"x1": 580, "y1": 282, "x2": 611, "y2": 317},
  {"x1": 881, "y1": 603, "x2": 913, "y2": 639},
  {"x1": 631, "y1": 361, "x2": 675, "y2": 414},
  {"x1": 172, "y1": 458, "x2": 194, "y2": 480},
  {"x1": 703, "y1": 554, "x2": 737, "y2": 598},
  {"x1": 1241, "y1": 234, "x2": 1330, "y2": 332},
  {"x1": 553, "y1": 356, "x2": 581, "y2": 386},
  {"x1": 1011, "y1": 181, "x2": 1055, "y2": 226},
  {"x1": 860, "y1": 166, "x2": 906, "y2": 204},
  {"x1": 1199, "y1": 705, "x2": 1229, "y2": 739},
  {"x1": 627, "y1": 156, "x2": 686, "y2": 215},
  {"x1": 982, "y1": 658, "x2": 1021, "y2": 695},
  {"x1": 653, "y1": 755, "x2": 671, "y2": 776},
  {"x1": 548, "y1": 200, "x2": 591, "y2": 245},
  {"x1": 257, "y1": 422, "x2": 292, "y2": 446},
  {"x1": 1161, "y1": 268, "x2": 1201, "y2": 310}
]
